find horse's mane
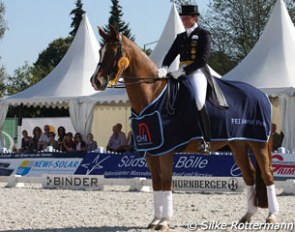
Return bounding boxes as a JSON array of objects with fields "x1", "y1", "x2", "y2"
[{"x1": 122, "y1": 35, "x2": 158, "y2": 73}]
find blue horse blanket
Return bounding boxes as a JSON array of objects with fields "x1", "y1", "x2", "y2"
[{"x1": 130, "y1": 78, "x2": 271, "y2": 156}]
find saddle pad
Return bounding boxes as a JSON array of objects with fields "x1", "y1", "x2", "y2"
[{"x1": 130, "y1": 78, "x2": 271, "y2": 156}]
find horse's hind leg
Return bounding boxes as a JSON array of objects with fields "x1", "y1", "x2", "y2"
[
  {"x1": 146, "y1": 153, "x2": 174, "y2": 230},
  {"x1": 229, "y1": 141, "x2": 257, "y2": 223},
  {"x1": 249, "y1": 141, "x2": 279, "y2": 223}
]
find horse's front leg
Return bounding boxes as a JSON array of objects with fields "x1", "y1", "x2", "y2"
[{"x1": 146, "y1": 152, "x2": 174, "y2": 231}]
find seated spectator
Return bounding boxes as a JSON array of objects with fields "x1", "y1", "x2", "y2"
[
  {"x1": 20, "y1": 130, "x2": 32, "y2": 152},
  {"x1": 74, "y1": 132, "x2": 86, "y2": 152},
  {"x1": 106, "y1": 124, "x2": 127, "y2": 152},
  {"x1": 39, "y1": 124, "x2": 50, "y2": 149},
  {"x1": 271, "y1": 123, "x2": 284, "y2": 151},
  {"x1": 57, "y1": 126, "x2": 67, "y2": 149},
  {"x1": 31, "y1": 126, "x2": 43, "y2": 151},
  {"x1": 126, "y1": 130, "x2": 134, "y2": 146},
  {"x1": 62, "y1": 132, "x2": 75, "y2": 152},
  {"x1": 86, "y1": 133, "x2": 98, "y2": 151},
  {"x1": 118, "y1": 130, "x2": 135, "y2": 152},
  {"x1": 116, "y1": 123, "x2": 127, "y2": 138},
  {"x1": 47, "y1": 132, "x2": 59, "y2": 150}
]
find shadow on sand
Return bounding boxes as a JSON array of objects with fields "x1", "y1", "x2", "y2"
[{"x1": 2, "y1": 226, "x2": 145, "y2": 232}]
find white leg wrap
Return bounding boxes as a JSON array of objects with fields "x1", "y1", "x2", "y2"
[
  {"x1": 246, "y1": 185, "x2": 258, "y2": 215},
  {"x1": 162, "y1": 191, "x2": 173, "y2": 220},
  {"x1": 153, "y1": 191, "x2": 163, "y2": 219},
  {"x1": 266, "y1": 185, "x2": 279, "y2": 215}
]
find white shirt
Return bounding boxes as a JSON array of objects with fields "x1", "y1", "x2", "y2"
[
  {"x1": 186, "y1": 23, "x2": 198, "y2": 37},
  {"x1": 107, "y1": 132, "x2": 127, "y2": 150}
]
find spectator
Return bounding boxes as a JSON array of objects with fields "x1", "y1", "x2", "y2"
[
  {"x1": 39, "y1": 124, "x2": 50, "y2": 149},
  {"x1": 47, "y1": 132, "x2": 59, "y2": 150},
  {"x1": 116, "y1": 123, "x2": 126, "y2": 137},
  {"x1": 31, "y1": 126, "x2": 43, "y2": 151},
  {"x1": 62, "y1": 132, "x2": 75, "y2": 152},
  {"x1": 86, "y1": 133, "x2": 98, "y2": 151},
  {"x1": 74, "y1": 132, "x2": 86, "y2": 152},
  {"x1": 57, "y1": 126, "x2": 67, "y2": 150},
  {"x1": 271, "y1": 123, "x2": 284, "y2": 151},
  {"x1": 120, "y1": 130, "x2": 135, "y2": 152},
  {"x1": 106, "y1": 124, "x2": 127, "y2": 152},
  {"x1": 20, "y1": 130, "x2": 32, "y2": 152}
]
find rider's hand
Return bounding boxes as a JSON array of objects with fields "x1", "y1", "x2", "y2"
[
  {"x1": 157, "y1": 66, "x2": 168, "y2": 78},
  {"x1": 169, "y1": 68, "x2": 185, "y2": 80}
]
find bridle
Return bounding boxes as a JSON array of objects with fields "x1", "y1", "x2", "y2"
[{"x1": 101, "y1": 34, "x2": 168, "y2": 88}]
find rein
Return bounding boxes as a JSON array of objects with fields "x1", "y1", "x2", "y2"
[{"x1": 110, "y1": 76, "x2": 168, "y2": 88}]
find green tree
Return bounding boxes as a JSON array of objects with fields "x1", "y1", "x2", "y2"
[
  {"x1": 31, "y1": 36, "x2": 73, "y2": 83},
  {"x1": 69, "y1": 0, "x2": 85, "y2": 37},
  {"x1": 5, "y1": 62, "x2": 33, "y2": 96},
  {"x1": 204, "y1": 0, "x2": 295, "y2": 72},
  {"x1": 0, "y1": 1, "x2": 7, "y2": 40},
  {"x1": 0, "y1": 1, "x2": 8, "y2": 97},
  {"x1": 0, "y1": 64, "x2": 6, "y2": 97},
  {"x1": 170, "y1": 0, "x2": 197, "y2": 11},
  {"x1": 104, "y1": 0, "x2": 135, "y2": 42}
]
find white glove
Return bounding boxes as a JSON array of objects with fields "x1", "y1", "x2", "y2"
[
  {"x1": 157, "y1": 66, "x2": 168, "y2": 78},
  {"x1": 169, "y1": 68, "x2": 185, "y2": 79}
]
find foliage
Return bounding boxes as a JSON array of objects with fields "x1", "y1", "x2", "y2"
[
  {"x1": 69, "y1": 0, "x2": 85, "y2": 37},
  {"x1": 32, "y1": 36, "x2": 73, "y2": 83},
  {"x1": 5, "y1": 62, "x2": 33, "y2": 96},
  {"x1": 0, "y1": 1, "x2": 8, "y2": 97},
  {"x1": 170, "y1": 0, "x2": 197, "y2": 11},
  {"x1": 0, "y1": 1, "x2": 7, "y2": 40},
  {"x1": 203, "y1": 0, "x2": 295, "y2": 73},
  {"x1": 6, "y1": 105, "x2": 69, "y2": 118},
  {"x1": 103, "y1": 0, "x2": 135, "y2": 42},
  {"x1": 0, "y1": 63, "x2": 6, "y2": 97}
]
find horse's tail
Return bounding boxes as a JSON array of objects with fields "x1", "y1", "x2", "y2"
[{"x1": 255, "y1": 137, "x2": 273, "y2": 208}]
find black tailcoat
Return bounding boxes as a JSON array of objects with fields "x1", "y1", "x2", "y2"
[{"x1": 162, "y1": 27, "x2": 228, "y2": 108}]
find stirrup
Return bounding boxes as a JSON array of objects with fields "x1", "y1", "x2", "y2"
[{"x1": 199, "y1": 140, "x2": 211, "y2": 154}]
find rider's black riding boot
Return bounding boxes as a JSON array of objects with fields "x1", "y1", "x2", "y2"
[{"x1": 198, "y1": 105, "x2": 211, "y2": 153}]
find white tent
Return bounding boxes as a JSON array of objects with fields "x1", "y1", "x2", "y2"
[
  {"x1": 0, "y1": 15, "x2": 100, "y2": 142},
  {"x1": 223, "y1": 0, "x2": 295, "y2": 151},
  {"x1": 150, "y1": 4, "x2": 221, "y2": 77}
]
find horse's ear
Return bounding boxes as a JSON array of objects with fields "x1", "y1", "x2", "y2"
[
  {"x1": 98, "y1": 26, "x2": 109, "y2": 41},
  {"x1": 109, "y1": 25, "x2": 120, "y2": 41}
]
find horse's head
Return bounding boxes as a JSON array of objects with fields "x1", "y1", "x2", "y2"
[{"x1": 91, "y1": 25, "x2": 129, "y2": 91}]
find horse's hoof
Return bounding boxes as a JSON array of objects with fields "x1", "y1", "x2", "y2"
[
  {"x1": 147, "y1": 217, "x2": 161, "y2": 229},
  {"x1": 147, "y1": 223, "x2": 158, "y2": 230},
  {"x1": 155, "y1": 224, "x2": 169, "y2": 231},
  {"x1": 155, "y1": 220, "x2": 170, "y2": 231},
  {"x1": 266, "y1": 213, "x2": 278, "y2": 223},
  {"x1": 239, "y1": 213, "x2": 252, "y2": 224}
]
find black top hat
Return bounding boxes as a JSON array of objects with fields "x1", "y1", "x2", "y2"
[{"x1": 179, "y1": 5, "x2": 200, "y2": 16}]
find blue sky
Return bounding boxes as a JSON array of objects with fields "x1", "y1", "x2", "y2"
[{"x1": 0, "y1": 0, "x2": 209, "y2": 75}]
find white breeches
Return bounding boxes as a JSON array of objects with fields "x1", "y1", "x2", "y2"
[{"x1": 188, "y1": 69, "x2": 207, "y2": 110}]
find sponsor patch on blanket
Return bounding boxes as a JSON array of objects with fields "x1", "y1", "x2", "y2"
[{"x1": 130, "y1": 111, "x2": 164, "y2": 153}]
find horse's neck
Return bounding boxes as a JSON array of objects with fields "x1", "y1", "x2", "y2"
[{"x1": 123, "y1": 39, "x2": 165, "y2": 114}]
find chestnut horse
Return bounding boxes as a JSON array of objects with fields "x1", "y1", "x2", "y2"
[{"x1": 91, "y1": 26, "x2": 279, "y2": 231}]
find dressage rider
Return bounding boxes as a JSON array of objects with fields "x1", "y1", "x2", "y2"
[{"x1": 158, "y1": 5, "x2": 214, "y2": 152}]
